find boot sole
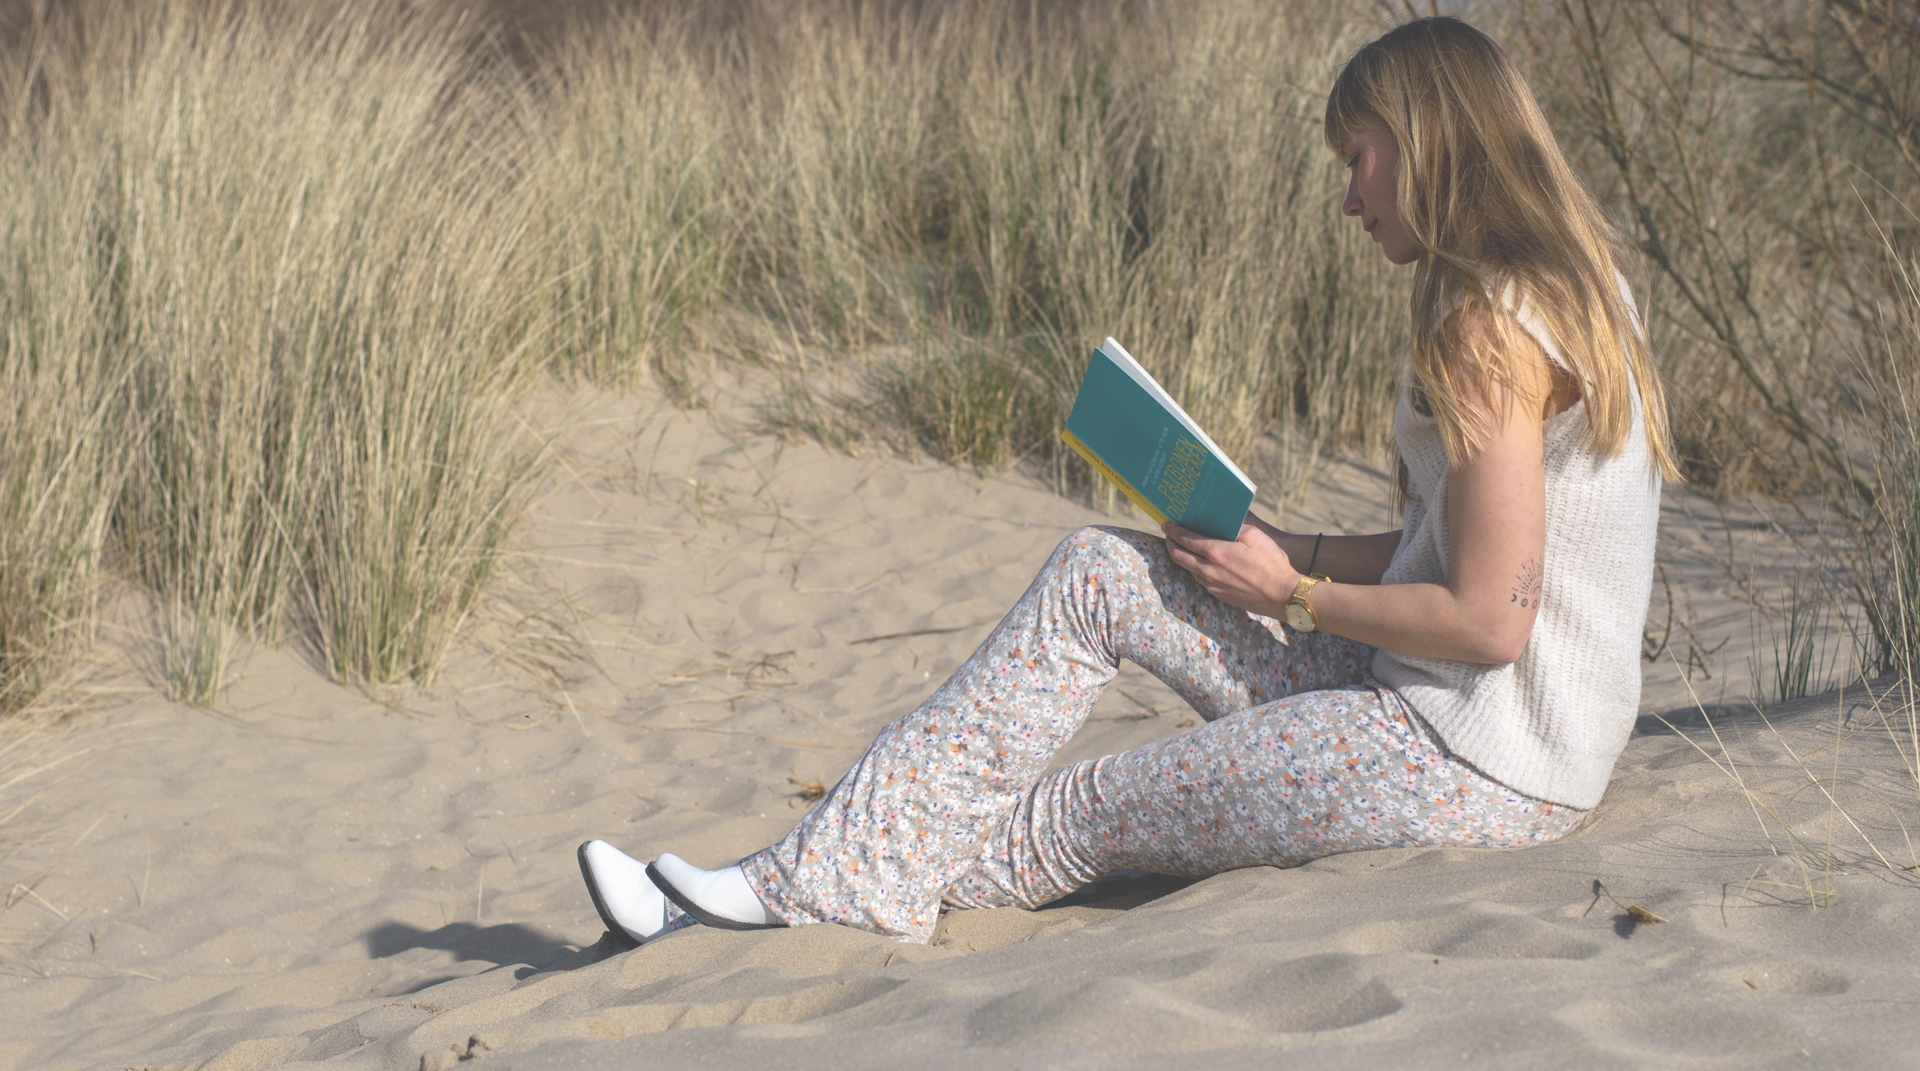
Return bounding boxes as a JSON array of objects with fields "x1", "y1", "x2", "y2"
[
  {"x1": 577, "y1": 842, "x2": 641, "y2": 950},
  {"x1": 647, "y1": 862, "x2": 781, "y2": 932}
]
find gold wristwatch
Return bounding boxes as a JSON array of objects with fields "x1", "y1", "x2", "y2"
[{"x1": 1284, "y1": 575, "x2": 1330, "y2": 632}]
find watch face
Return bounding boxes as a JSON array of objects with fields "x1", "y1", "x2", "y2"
[{"x1": 1285, "y1": 602, "x2": 1314, "y2": 632}]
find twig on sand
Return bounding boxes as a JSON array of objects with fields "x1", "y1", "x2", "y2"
[
  {"x1": 849, "y1": 621, "x2": 989, "y2": 646},
  {"x1": 38, "y1": 961, "x2": 163, "y2": 982},
  {"x1": 666, "y1": 725, "x2": 858, "y2": 749},
  {"x1": 9, "y1": 882, "x2": 68, "y2": 921},
  {"x1": 663, "y1": 651, "x2": 794, "y2": 684},
  {"x1": 763, "y1": 736, "x2": 854, "y2": 749},
  {"x1": 561, "y1": 688, "x2": 589, "y2": 737},
  {"x1": 795, "y1": 569, "x2": 903, "y2": 595},
  {"x1": 506, "y1": 707, "x2": 559, "y2": 732},
  {"x1": 1588, "y1": 879, "x2": 1668, "y2": 924},
  {"x1": 104, "y1": 965, "x2": 160, "y2": 982},
  {"x1": 69, "y1": 814, "x2": 107, "y2": 850},
  {"x1": 126, "y1": 844, "x2": 151, "y2": 908},
  {"x1": 789, "y1": 777, "x2": 827, "y2": 805}
]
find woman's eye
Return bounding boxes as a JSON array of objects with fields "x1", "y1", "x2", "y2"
[{"x1": 1346, "y1": 153, "x2": 1361, "y2": 169}]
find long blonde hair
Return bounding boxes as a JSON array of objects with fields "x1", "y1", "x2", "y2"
[{"x1": 1324, "y1": 17, "x2": 1678, "y2": 478}]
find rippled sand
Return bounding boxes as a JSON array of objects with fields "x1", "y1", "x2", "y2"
[{"x1": 4, "y1": 380, "x2": 1914, "y2": 1071}]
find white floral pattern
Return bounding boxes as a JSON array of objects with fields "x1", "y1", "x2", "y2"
[{"x1": 739, "y1": 527, "x2": 1585, "y2": 943}]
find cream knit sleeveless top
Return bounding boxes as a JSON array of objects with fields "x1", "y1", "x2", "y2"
[{"x1": 1370, "y1": 279, "x2": 1661, "y2": 809}]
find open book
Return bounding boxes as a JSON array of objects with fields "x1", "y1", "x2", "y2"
[{"x1": 1060, "y1": 338, "x2": 1256, "y2": 541}]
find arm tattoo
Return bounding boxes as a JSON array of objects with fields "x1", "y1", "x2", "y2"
[{"x1": 1509, "y1": 559, "x2": 1542, "y2": 609}]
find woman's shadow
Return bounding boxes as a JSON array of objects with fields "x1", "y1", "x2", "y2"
[
  {"x1": 361, "y1": 869, "x2": 1200, "y2": 989},
  {"x1": 362, "y1": 920, "x2": 612, "y2": 990}
]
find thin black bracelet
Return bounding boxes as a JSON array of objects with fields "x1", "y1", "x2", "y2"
[{"x1": 1305, "y1": 532, "x2": 1324, "y2": 577}]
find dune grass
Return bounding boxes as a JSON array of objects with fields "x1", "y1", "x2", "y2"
[
  {"x1": 532, "y1": 8, "x2": 731, "y2": 393},
  {"x1": 722, "y1": 1, "x2": 1408, "y2": 495},
  {"x1": 0, "y1": 1, "x2": 548, "y2": 706},
  {"x1": 116, "y1": 4, "x2": 548, "y2": 700},
  {"x1": 0, "y1": 171, "x2": 129, "y2": 714},
  {"x1": 1, "y1": 0, "x2": 1918, "y2": 719}
]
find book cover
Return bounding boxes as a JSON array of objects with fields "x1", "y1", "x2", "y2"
[{"x1": 1060, "y1": 338, "x2": 1256, "y2": 541}]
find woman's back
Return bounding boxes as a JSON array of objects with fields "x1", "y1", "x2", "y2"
[{"x1": 1374, "y1": 281, "x2": 1661, "y2": 809}]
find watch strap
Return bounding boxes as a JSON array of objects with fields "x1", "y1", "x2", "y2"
[{"x1": 1288, "y1": 574, "x2": 1329, "y2": 630}]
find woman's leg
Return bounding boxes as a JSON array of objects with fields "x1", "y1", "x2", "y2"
[
  {"x1": 941, "y1": 683, "x2": 1588, "y2": 911},
  {"x1": 737, "y1": 526, "x2": 1370, "y2": 943}
]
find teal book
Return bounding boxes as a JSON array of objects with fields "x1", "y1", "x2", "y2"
[{"x1": 1061, "y1": 338, "x2": 1256, "y2": 541}]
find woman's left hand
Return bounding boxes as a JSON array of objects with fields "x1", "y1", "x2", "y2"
[{"x1": 1161, "y1": 521, "x2": 1300, "y2": 620}]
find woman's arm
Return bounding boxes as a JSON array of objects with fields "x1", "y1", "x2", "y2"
[
  {"x1": 1164, "y1": 314, "x2": 1552, "y2": 665},
  {"x1": 1245, "y1": 520, "x2": 1402, "y2": 586}
]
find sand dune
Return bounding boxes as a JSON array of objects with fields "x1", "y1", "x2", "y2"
[{"x1": 3, "y1": 381, "x2": 1915, "y2": 1071}]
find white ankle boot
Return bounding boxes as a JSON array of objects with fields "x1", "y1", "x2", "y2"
[
  {"x1": 579, "y1": 842, "x2": 779, "y2": 946},
  {"x1": 648, "y1": 853, "x2": 777, "y2": 929},
  {"x1": 577, "y1": 840, "x2": 675, "y2": 946}
]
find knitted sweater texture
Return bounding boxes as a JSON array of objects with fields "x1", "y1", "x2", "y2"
[{"x1": 1369, "y1": 284, "x2": 1661, "y2": 809}]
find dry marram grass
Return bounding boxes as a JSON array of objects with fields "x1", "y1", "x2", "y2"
[{"x1": 0, "y1": 0, "x2": 1917, "y2": 734}]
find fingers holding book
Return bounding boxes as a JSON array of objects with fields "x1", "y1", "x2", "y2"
[{"x1": 1161, "y1": 520, "x2": 1300, "y2": 621}]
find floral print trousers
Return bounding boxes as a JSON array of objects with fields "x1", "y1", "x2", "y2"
[{"x1": 738, "y1": 527, "x2": 1586, "y2": 943}]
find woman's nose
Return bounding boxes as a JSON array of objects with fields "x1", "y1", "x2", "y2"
[{"x1": 1342, "y1": 174, "x2": 1362, "y2": 216}]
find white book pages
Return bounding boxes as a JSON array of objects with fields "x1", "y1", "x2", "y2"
[{"x1": 1099, "y1": 337, "x2": 1256, "y2": 492}]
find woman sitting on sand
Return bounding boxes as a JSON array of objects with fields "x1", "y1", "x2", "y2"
[{"x1": 578, "y1": 15, "x2": 1677, "y2": 947}]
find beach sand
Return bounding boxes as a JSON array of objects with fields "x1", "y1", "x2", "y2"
[{"x1": 3, "y1": 380, "x2": 1915, "y2": 1071}]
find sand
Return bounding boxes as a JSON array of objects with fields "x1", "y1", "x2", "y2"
[{"x1": 3, "y1": 378, "x2": 1916, "y2": 1071}]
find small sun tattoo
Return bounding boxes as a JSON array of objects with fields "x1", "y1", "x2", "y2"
[{"x1": 1509, "y1": 559, "x2": 1543, "y2": 608}]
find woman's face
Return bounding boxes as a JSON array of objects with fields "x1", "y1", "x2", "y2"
[{"x1": 1341, "y1": 129, "x2": 1419, "y2": 265}]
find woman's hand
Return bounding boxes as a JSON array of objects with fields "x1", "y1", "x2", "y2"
[
  {"x1": 1161, "y1": 519, "x2": 1301, "y2": 620},
  {"x1": 1160, "y1": 306, "x2": 1557, "y2": 664},
  {"x1": 1240, "y1": 512, "x2": 1290, "y2": 544}
]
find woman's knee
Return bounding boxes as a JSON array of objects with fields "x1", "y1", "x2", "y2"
[{"x1": 1047, "y1": 525, "x2": 1161, "y2": 577}]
